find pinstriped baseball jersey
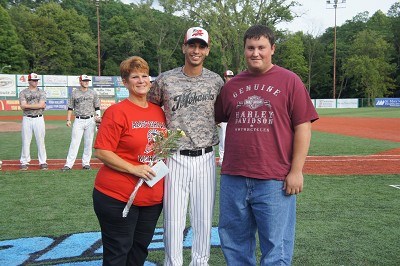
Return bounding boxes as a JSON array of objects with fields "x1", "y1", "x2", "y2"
[
  {"x1": 68, "y1": 89, "x2": 100, "y2": 116},
  {"x1": 19, "y1": 88, "x2": 46, "y2": 116},
  {"x1": 148, "y1": 67, "x2": 224, "y2": 150}
]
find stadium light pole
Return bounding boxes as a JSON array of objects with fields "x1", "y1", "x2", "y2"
[
  {"x1": 326, "y1": 0, "x2": 346, "y2": 99},
  {"x1": 0, "y1": 65, "x2": 11, "y2": 73},
  {"x1": 96, "y1": 0, "x2": 101, "y2": 76}
]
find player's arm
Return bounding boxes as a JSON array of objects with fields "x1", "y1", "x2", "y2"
[
  {"x1": 283, "y1": 121, "x2": 312, "y2": 195},
  {"x1": 94, "y1": 149, "x2": 155, "y2": 180},
  {"x1": 20, "y1": 100, "x2": 46, "y2": 110},
  {"x1": 66, "y1": 109, "x2": 73, "y2": 127}
]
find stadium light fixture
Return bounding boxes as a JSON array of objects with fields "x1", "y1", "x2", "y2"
[{"x1": 326, "y1": 0, "x2": 346, "y2": 99}]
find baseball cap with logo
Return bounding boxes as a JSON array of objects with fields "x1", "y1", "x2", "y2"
[
  {"x1": 79, "y1": 74, "x2": 91, "y2": 82},
  {"x1": 184, "y1": 27, "x2": 209, "y2": 46},
  {"x1": 224, "y1": 70, "x2": 234, "y2": 77},
  {"x1": 28, "y1": 73, "x2": 40, "y2": 81}
]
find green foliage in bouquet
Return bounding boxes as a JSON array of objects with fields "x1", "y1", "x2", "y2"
[{"x1": 151, "y1": 128, "x2": 186, "y2": 162}]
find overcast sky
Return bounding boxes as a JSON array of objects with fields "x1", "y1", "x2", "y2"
[
  {"x1": 122, "y1": 0, "x2": 397, "y2": 35},
  {"x1": 278, "y1": 0, "x2": 397, "y2": 35}
]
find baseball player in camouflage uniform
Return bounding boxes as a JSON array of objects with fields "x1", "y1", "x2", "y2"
[
  {"x1": 19, "y1": 73, "x2": 48, "y2": 171},
  {"x1": 61, "y1": 75, "x2": 101, "y2": 171},
  {"x1": 148, "y1": 27, "x2": 224, "y2": 266}
]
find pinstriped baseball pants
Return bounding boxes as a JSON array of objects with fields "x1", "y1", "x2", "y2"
[{"x1": 163, "y1": 151, "x2": 216, "y2": 266}]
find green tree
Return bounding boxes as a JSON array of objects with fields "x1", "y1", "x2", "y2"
[
  {"x1": 343, "y1": 30, "x2": 396, "y2": 103},
  {"x1": 274, "y1": 32, "x2": 308, "y2": 81},
  {"x1": 9, "y1": 5, "x2": 73, "y2": 74},
  {"x1": 36, "y1": 2, "x2": 97, "y2": 75},
  {"x1": 158, "y1": 0, "x2": 299, "y2": 74},
  {"x1": 0, "y1": 5, "x2": 28, "y2": 72}
]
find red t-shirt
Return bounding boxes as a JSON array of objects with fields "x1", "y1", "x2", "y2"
[
  {"x1": 215, "y1": 66, "x2": 319, "y2": 180},
  {"x1": 94, "y1": 99, "x2": 167, "y2": 206}
]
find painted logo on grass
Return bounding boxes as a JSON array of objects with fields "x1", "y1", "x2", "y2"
[{"x1": 0, "y1": 227, "x2": 221, "y2": 265}]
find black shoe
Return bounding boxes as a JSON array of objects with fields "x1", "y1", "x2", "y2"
[
  {"x1": 61, "y1": 166, "x2": 71, "y2": 172},
  {"x1": 82, "y1": 165, "x2": 91, "y2": 170}
]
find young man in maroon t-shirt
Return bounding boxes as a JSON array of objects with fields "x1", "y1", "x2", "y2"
[{"x1": 215, "y1": 24, "x2": 319, "y2": 265}]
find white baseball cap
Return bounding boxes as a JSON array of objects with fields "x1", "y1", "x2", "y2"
[
  {"x1": 28, "y1": 73, "x2": 40, "y2": 81},
  {"x1": 184, "y1": 27, "x2": 209, "y2": 46},
  {"x1": 79, "y1": 74, "x2": 91, "y2": 81},
  {"x1": 224, "y1": 70, "x2": 234, "y2": 77}
]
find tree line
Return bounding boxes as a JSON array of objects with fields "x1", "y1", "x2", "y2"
[{"x1": 1, "y1": 0, "x2": 399, "y2": 100}]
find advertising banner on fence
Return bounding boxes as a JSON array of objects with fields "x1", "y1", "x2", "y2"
[
  {"x1": 375, "y1": 98, "x2": 400, "y2": 108},
  {"x1": 45, "y1": 87, "x2": 68, "y2": 99},
  {"x1": 43, "y1": 75, "x2": 67, "y2": 86},
  {"x1": 316, "y1": 99, "x2": 336, "y2": 108},
  {"x1": 0, "y1": 100, "x2": 21, "y2": 111},
  {"x1": 337, "y1": 98, "x2": 358, "y2": 108},
  {"x1": 0, "y1": 74, "x2": 16, "y2": 97},
  {"x1": 46, "y1": 99, "x2": 68, "y2": 110},
  {"x1": 100, "y1": 98, "x2": 116, "y2": 110},
  {"x1": 92, "y1": 76, "x2": 114, "y2": 88}
]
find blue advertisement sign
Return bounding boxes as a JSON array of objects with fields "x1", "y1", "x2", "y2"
[
  {"x1": 115, "y1": 87, "x2": 129, "y2": 99},
  {"x1": 375, "y1": 98, "x2": 400, "y2": 108},
  {"x1": 46, "y1": 99, "x2": 68, "y2": 110}
]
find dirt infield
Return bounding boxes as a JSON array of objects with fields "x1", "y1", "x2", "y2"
[{"x1": 1, "y1": 116, "x2": 399, "y2": 174}]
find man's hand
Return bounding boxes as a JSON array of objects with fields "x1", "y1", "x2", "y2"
[{"x1": 283, "y1": 171, "x2": 304, "y2": 195}]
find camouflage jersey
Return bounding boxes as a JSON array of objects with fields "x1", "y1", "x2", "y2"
[
  {"x1": 19, "y1": 88, "x2": 46, "y2": 116},
  {"x1": 68, "y1": 88, "x2": 100, "y2": 116},
  {"x1": 148, "y1": 67, "x2": 224, "y2": 150}
]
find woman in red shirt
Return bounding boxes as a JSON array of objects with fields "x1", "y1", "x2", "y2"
[{"x1": 93, "y1": 56, "x2": 166, "y2": 265}]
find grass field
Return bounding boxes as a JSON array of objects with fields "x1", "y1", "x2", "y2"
[{"x1": 0, "y1": 107, "x2": 399, "y2": 265}]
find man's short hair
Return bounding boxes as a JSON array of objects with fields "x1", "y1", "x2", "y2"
[{"x1": 243, "y1": 25, "x2": 275, "y2": 47}]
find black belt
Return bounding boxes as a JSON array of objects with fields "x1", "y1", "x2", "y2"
[
  {"x1": 180, "y1": 146, "x2": 213, "y2": 157},
  {"x1": 76, "y1": 115, "x2": 93, "y2": 119},
  {"x1": 26, "y1": 115, "x2": 43, "y2": 118}
]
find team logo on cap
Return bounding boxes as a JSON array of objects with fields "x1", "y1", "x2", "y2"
[{"x1": 191, "y1": 28, "x2": 206, "y2": 37}]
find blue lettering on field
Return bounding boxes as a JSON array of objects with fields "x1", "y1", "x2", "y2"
[{"x1": 0, "y1": 227, "x2": 221, "y2": 265}]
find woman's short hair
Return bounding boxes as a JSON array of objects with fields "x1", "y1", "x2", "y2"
[{"x1": 120, "y1": 56, "x2": 149, "y2": 80}]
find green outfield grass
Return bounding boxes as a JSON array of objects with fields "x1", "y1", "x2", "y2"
[
  {"x1": 0, "y1": 170, "x2": 399, "y2": 265},
  {"x1": 0, "y1": 108, "x2": 399, "y2": 160},
  {"x1": 0, "y1": 107, "x2": 399, "y2": 265}
]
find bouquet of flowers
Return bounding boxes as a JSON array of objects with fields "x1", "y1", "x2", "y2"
[
  {"x1": 122, "y1": 128, "x2": 185, "y2": 217},
  {"x1": 149, "y1": 128, "x2": 186, "y2": 163}
]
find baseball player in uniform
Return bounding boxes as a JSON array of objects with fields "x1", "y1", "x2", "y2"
[
  {"x1": 19, "y1": 73, "x2": 48, "y2": 171},
  {"x1": 148, "y1": 27, "x2": 224, "y2": 266},
  {"x1": 61, "y1": 74, "x2": 101, "y2": 171}
]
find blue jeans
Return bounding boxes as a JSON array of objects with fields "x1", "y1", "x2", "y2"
[{"x1": 218, "y1": 175, "x2": 296, "y2": 266}]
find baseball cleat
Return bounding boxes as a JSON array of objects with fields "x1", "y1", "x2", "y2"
[
  {"x1": 82, "y1": 165, "x2": 91, "y2": 170},
  {"x1": 61, "y1": 166, "x2": 71, "y2": 172},
  {"x1": 40, "y1": 164, "x2": 48, "y2": 170},
  {"x1": 20, "y1": 165, "x2": 28, "y2": 171}
]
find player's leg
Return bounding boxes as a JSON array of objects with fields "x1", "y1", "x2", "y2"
[
  {"x1": 32, "y1": 116, "x2": 47, "y2": 165},
  {"x1": 65, "y1": 119, "x2": 85, "y2": 168},
  {"x1": 189, "y1": 151, "x2": 216, "y2": 265},
  {"x1": 20, "y1": 117, "x2": 33, "y2": 165},
  {"x1": 81, "y1": 118, "x2": 96, "y2": 167},
  {"x1": 253, "y1": 179, "x2": 296, "y2": 265},
  {"x1": 163, "y1": 153, "x2": 190, "y2": 266},
  {"x1": 218, "y1": 174, "x2": 257, "y2": 265}
]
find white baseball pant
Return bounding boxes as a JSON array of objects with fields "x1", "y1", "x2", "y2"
[
  {"x1": 20, "y1": 116, "x2": 47, "y2": 165},
  {"x1": 64, "y1": 117, "x2": 96, "y2": 168},
  {"x1": 163, "y1": 150, "x2": 216, "y2": 266}
]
